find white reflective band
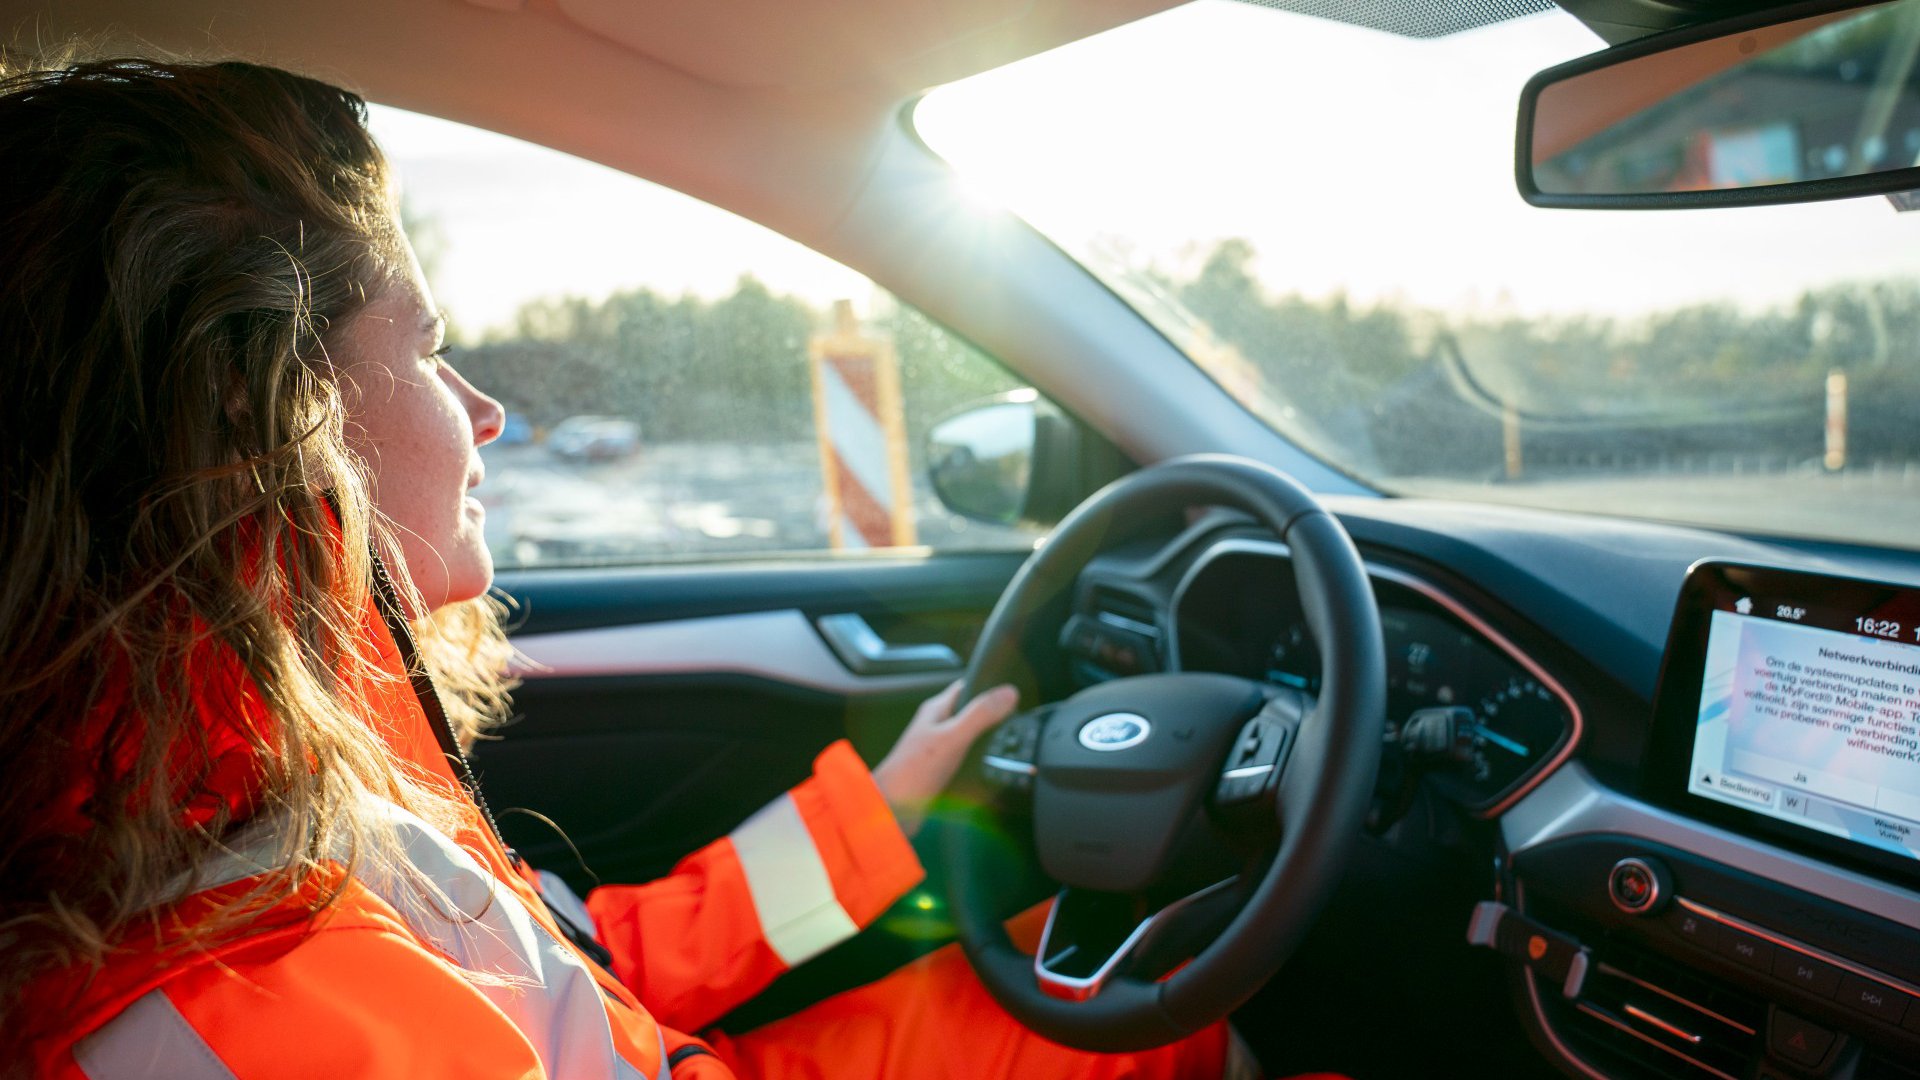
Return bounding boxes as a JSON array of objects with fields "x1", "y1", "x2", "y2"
[
  {"x1": 76, "y1": 990, "x2": 237, "y2": 1080},
  {"x1": 358, "y1": 799, "x2": 646, "y2": 1080},
  {"x1": 538, "y1": 868, "x2": 601, "y2": 941},
  {"x1": 91, "y1": 799, "x2": 658, "y2": 1080},
  {"x1": 730, "y1": 793, "x2": 860, "y2": 967}
]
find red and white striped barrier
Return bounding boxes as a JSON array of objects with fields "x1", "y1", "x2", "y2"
[{"x1": 808, "y1": 301, "x2": 917, "y2": 550}]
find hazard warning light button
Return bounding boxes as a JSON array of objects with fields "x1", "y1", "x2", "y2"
[{"x1": 1768, "y1": 1009, "x2": 1837, "y2": 1069}]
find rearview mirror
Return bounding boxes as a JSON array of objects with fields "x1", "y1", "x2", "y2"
[{"x1": 1519, "y1": 0, "x2": 1920, "y2": 208}]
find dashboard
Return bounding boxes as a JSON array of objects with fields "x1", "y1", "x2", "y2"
[{"x1": 1055, "y1": 507, "x2": 1920, "y2": 1080}]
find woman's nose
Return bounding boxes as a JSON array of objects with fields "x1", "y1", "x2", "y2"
[{"x1": 453, "y1": 369, "x2": 506, "y2": 446}]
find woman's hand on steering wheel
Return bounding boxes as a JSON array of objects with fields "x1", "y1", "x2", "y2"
[{"x1": 875, "y1": 680, "x2": 1021, "y2": 837}]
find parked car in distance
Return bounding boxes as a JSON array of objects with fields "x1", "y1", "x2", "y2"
[
  {"x1": 547, "y1": 415, "x2": 641, "y2": 462},
  {"x1": 495, "y1": 411, "x2": 534, "y2": 447}
]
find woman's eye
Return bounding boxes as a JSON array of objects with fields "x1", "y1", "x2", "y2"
[{"x1": 428, "y1": 344, "x2": 453, "y2": 368}]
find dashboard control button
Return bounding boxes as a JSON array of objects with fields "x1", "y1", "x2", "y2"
[
  {"x1": 1606, "y1": 857, "x2": 1667, "y2": 915},
  {"x1": 1714, "y1": 925, "x2": 1775, "y2": 972},
  {"x1": 1666, "y1": 908, "x2": 1720, "y2": 950},
  {"x1": 1834, "y1": 973, "x2": 1910, "y2": 1026},
  {"x1": 1768, "y1": 1010, "x2": 1836, "y2": 1069},
  {"x1": 1770, "y1": 951, "x2": 1843, "y2": 997}
]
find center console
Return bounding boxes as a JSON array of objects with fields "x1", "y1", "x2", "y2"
[{"x1": 1483, "y1": 561, "x2": 1920, "y2": 1079}]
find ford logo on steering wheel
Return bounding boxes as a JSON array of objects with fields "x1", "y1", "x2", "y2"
[{"x1": 1078, "y1": 713, "x2": 1151, "y2": 752}]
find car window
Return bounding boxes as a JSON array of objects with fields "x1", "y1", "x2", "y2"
[
  {"x1": 916, "y1": 1, "x2": 1920, "y2": 552},
  {"x1": 369, "y1": 107, "x2": 1043, "y2": 567}
]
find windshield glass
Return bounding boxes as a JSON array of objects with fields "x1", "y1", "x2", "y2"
[{"x1": 915, "y1": 1, "x2": 1920, "y2": 551}]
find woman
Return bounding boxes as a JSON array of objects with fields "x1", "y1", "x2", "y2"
[{"x1": 0, "y1": 58, "x2": 1261, "y2": 1078}]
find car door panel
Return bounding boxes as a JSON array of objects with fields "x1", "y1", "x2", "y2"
[{"x1": 475, "y1": 552, "x2": 1028, "y2": 891}]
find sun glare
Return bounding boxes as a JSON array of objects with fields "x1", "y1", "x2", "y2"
[{"x1": 915, "y1": 0, "x2": 1920, "y2": 319}]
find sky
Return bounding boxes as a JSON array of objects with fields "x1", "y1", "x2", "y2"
[
  {"x1": 371, "y1": 0, "x2": 1920, "y2": 335},
  {"x1": 366, "y1": 110, "x2": 874, "y2": 338}
]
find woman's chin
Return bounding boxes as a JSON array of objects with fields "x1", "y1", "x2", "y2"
[{"x1": 444, "y1": 554, "x2": 496, "y2": 609}]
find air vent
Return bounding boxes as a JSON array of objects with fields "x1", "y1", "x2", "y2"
[
  {"x1": 1552, "y1": 946, "x2": 1765, "y2": 1080},
  {"x1": 1062, "y1": 586, "x2": 1164, "y2": 684},
  {"x1": 1862, "y1": 1046, "x2": 1920, "y2": 1080},
  {"x1": 1087, "y1": 586, "x2": 1160, "y2": 640}
]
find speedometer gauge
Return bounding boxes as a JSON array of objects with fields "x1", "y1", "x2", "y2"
[
  {"x1": 1382, "y1": 608, "x2": 1573, "y2": 810},
  {"x1": 1461, "y1": 677, "x2": 1562, "y2": 786}
]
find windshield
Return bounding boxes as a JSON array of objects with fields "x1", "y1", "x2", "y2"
[{"x1": 915, "y1": 1, "x2": 1920, "y2": 551}]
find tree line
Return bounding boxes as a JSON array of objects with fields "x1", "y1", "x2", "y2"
[
  {"x1": 452, "y1": 276, "x2": 1021, "y2": 468},
  {"x1": 1161, "y1": 238, "x2": 1920, "y2": 475},
  {"x1": 447, "y1": 239, "x2": 1919, "y2": 478}
]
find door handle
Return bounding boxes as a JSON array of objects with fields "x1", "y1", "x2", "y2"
[{"x1": 815, "y1": 613, "x2": 962, "y2": 676}]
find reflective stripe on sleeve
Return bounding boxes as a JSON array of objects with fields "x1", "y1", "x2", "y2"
[
  {"x1": 729, "y1": 793, "x2": 860, "y2": 966},
  {"x1": 75, "y1": 990, "x2": 238, "y2": 1080}
]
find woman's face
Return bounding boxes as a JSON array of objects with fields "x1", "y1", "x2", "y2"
[{"x1": 337, "y1": 240, "x2": 504, "y2": 613}]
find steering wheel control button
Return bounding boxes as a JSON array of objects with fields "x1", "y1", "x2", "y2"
[
  {"x1": 1077, "y1": 713, "x2": 1150, "y2": 752},
  {"x1": 1771, "y1": 951, "x2": 1844, "y2": 998},
  {"x1": 1768, "y1": 1010, "x2": 1838, "y2": 1069},
  {"x1": 1215, "y1": 717, "x2": 1292, "y2": 806},
  {"x1": 982, "y1": 711, "x2": 1044, "y2": 790},
  {"x1": 1834, "y1": 973, "x2": 1910, "y2": 1026},
  {"x1": 1606, "y1": 857, "x2": 1668, "y2": 915},
  {"x1": 1713, "y1": 925, "x2": 1776, "y2": 973}
]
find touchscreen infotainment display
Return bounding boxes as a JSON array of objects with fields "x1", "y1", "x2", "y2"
[
  {"x1": 1650, "y1": 561, "x2": 1920, "y2": 880},
  {"x1": 1690, "y1": 605, "x2": 1920, "y2": 859}
]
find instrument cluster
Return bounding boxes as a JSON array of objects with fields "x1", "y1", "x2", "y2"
[{"x1": 1173, "y1": 545, "x2": 1578, "y2": 813}]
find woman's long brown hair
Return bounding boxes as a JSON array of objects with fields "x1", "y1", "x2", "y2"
[{"x1": 0, "y1": 57, "x2": 513, "y2": 1049}]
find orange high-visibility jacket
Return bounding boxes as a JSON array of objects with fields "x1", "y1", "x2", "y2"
[
  {"x1": 28, "y1": 543, "x2": 1243, "y2": 1080},
  {"x1": 30, "y1": 582, "x2": 922, "y2": 1080}
]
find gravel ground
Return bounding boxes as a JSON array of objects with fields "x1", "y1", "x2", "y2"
[{"x1": 477, "y1": 441, "x2": 1040, "y2": 567}]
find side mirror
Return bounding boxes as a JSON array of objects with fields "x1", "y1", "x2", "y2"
[
  {"x1": 927, "y1": 392, "x2": 1086, "y2": 527},
  {"x1": 1519, "y1": 0, "x2": 1920, "y2": 208}
]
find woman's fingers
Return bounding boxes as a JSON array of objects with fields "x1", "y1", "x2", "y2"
[
  {"x1": 946, "y1": 684, "x2": 1018, "y2": 738},
  {"x1": 873, "y1": 682, "x2": 1021, "y2": 838},
  {"x1": 913, "y1": 679, "x2": 965, "y2": 728}
]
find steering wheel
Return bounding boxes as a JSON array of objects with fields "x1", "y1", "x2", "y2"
[{"x1": 937, "y1": 454, "x2": 1384, "y2": 1052}]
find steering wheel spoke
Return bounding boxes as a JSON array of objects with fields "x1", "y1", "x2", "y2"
[{"x1": 1034, "y1": 879, "x2": 1241, "y2": 1002}]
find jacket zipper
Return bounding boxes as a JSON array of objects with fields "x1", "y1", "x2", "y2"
[
  {"x1": 366, "y1": 548, "x2": 617, "y2": 970},
  {"x1": 365, "y1": 549, "x2": 508, "y2": 842}
]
